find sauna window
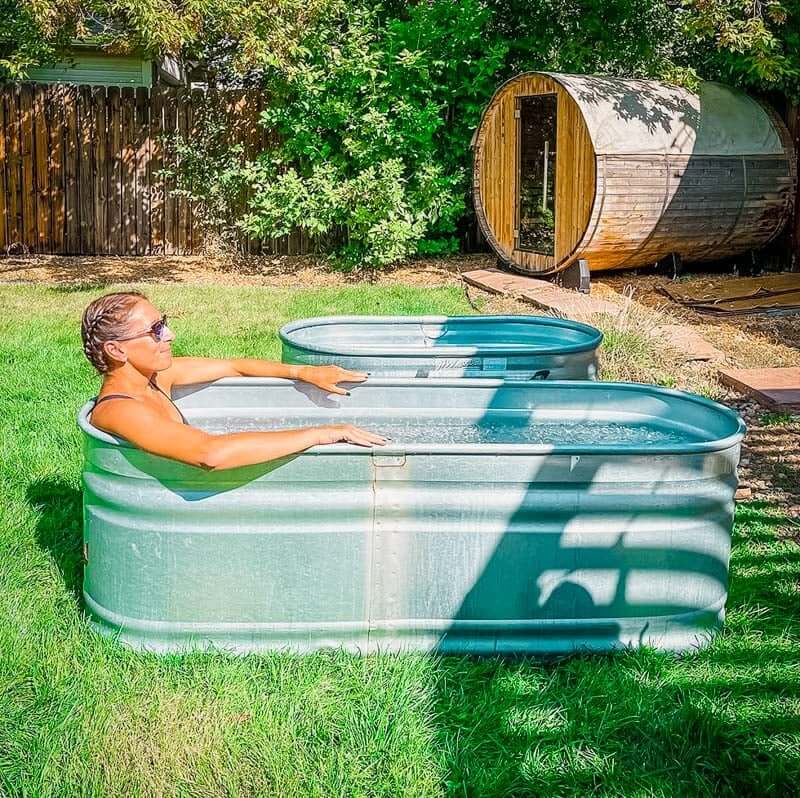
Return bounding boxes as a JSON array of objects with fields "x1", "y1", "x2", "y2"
[{"x1": 517, "y1": 94, "x2": 557, "y2": 255}]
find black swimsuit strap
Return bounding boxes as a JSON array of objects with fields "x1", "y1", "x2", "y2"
[
  {"x1": 93, "y1": 386, "x2": 189, "y2": 426},
  {"x1": 93, "y1": 393, "x2": 135, "y2": 407},
  {"x1": 149, "y1": 378, "x2": 190, "y2": 425}
]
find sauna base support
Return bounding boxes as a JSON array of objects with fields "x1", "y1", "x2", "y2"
[
  {"x1": 736, "y1": 250, "x2": 764, "y2": 278},
  {"x1": 655, "y1": 252, "x2": 684, "y2": 280},
  {"x1": 557, "y1": 258, "x2": 591, "y2": 294}
]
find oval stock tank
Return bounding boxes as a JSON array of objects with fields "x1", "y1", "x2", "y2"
[
  {"x1": 280, "y1": 315, "x2": 602, "y2": 379},
  {"x1": 79, "y1": 378, "x2": 744, "y2": 655}
]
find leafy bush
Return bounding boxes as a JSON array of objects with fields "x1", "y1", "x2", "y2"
[
  {"x1": 237, "y1": 0, "x2": 506, "y2": 268},
  {"x1": 183, "y1": 0, "x2": 697, "y2": 268},
  {"x1": 164, "y1": 104, "x2": 248, "y2": 248}
]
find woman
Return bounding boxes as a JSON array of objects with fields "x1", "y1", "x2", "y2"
[{"x1": 82, "y1": 290, "x2": 386, "y2": 470}]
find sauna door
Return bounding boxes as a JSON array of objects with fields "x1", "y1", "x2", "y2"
[{"x1": 516, "y1": 94, "x2": 557, "y2": 255}]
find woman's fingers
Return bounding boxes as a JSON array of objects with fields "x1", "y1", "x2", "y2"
[
  {"x1": 346, "y1": 430, "x2": 387, "y2": 446},
  {"x1": 309, "y1": 365, "x2": 367, "y2": 395},
  {"x1": 337, "y1": 368, "x2": 368, "y2": 383},
  {"x1": 352, "y1": 430, "x2": 388, "y2": 446},
  {"x1": 349, "y1": 436, "x2": 387, "y2": 447},
  {"x1": 316, "y1": 423, "x2": 387, "y2": 447},
  {"x1": 323, "y1": 365, "x2": 367, "y2": 383},
  {"x1": 337, "y1": 424, "x2": 387, "y2": 447}
]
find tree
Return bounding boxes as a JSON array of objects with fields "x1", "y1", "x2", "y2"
[{"x1": 680, "y1": 0, "x2": 800, "y2": 99}]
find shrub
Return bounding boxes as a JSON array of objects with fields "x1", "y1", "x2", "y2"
[{"x1": 237, "y1": 0, "x2": 505, "y2": 269}]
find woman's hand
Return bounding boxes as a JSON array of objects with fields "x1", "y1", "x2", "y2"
[
  {"x1": 315, "y1": 424, "x2": 387, "y2": 447},
  {"x1": 298, "y1": 365, "x2": 368, "y2": 395}
]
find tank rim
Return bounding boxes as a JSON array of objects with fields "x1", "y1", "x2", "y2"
[
  {"x1": 78, "y1": 378, "x2": 746, "y2": 457},
  {"x1": 279, "y1": 315, "x2": 604, "y2": 358}
]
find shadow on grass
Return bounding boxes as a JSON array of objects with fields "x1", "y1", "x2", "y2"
[
  {"x1": 431, "y1": 502, "x2": 800, "y2": 796},
  {"x1": 432, "y1": 652, "x2": 800, "y2": 795},
  {"x1": 27, "y1": 478, "x2": 84, "y2": 603}
]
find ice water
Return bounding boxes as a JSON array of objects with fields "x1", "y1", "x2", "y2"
[{"x1": 194, "y1": 412, "x2": 695, "y2": 447}]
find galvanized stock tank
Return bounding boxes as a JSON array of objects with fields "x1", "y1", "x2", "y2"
[
  {"x1": 280, "y1": 315, "x2": 602, "y2": 379},
  {"x1": 79, "y1": 378, "x2": 744, "y2": 655}
]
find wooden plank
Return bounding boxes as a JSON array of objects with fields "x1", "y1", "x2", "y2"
[
  {"x1": 149, "y1": 87, "x2": 165, "y2": 255},
  {"x1": 33, "y1": 86, "x2": 51, "y2": 253},
  {"x1": 555, "y1": 88, "x2": 595, "y2": 264},
  {"x1": 462, "y1": 268, "x2": 621, "y2": 318},
  {"x1": 189, "y1": 88, "x2": 205, "y2": 253},
  {"x1": 5, "y1": 87, "x2": 22, "y2": 247},
  {"x1": 719, "y1": 367, "x2": 800, "y2": 408},
  {"x1": 176, "y1": 89, "x2": 190, "y2": 254},
  {"x1": 232, "y1": 90, "x2": 250, "y2": 253},
  {"x1": 107, "y1": 87, "x2": 122, "y2": 255},
  {"x1": 63, "y1": 86, "x2": 80, "y2": 254},
  {"x1": 652, "y1": 325, "x2": 724, "y2": 362},
  {"x1": 49, "y1": 85, "x2": 65, "y2": 255},
  {"x1": 163, "y1": 88, "x2": 178, "y2": 255},
  {"x1": 93, "y1": 87, "x2": 108, "y2": 255},
  {"x1": 20, "y1": 84, "x2": 37, "y2": 249},
  {"x1": 78, "y1": 86, "x2": 95, "y2": 254},
  {"x1": 244, "y1": 89, "x2": 261, "y2": 255},
  {"x1": 0, "y1": 90, "x2": 7, "y2": 252},
  {"x1": 121, "y1": 87, "x2": 137, "y2": 254},
  {"x1": 134, "y1": 87, "x2": 150, "y2": 254}
]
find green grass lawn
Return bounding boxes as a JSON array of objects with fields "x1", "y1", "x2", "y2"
[{"x1": 1, "y1": 283, "x2": 799, "y2": 797}]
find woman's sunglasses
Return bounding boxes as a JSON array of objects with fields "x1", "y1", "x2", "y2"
[{"x1": 116, "y1": 315, "x2": 170, "y2": 343}]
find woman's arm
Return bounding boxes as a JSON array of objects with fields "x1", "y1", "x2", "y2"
[
  {"x1": 92, "y1": 403, "x2": 385, "y2": 471},
  {"x1": 164, "y1": 357, "x2": 365, "y2": 396}
]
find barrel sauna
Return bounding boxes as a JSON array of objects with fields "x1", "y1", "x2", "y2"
[{"x1": 472, "y1": 72, "x2": 797, "y2": 275}]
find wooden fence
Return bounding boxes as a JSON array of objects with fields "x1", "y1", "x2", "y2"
[{"x1": 0, "y1": 83, "x2": 316, "y2": 256}]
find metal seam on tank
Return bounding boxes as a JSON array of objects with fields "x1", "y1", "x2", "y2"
[{"x1": 366, "y1": 460, "x2": 378, "y2": 644}]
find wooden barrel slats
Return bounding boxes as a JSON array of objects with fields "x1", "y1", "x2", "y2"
[{"x1": 472, "y1": 72, "x2": 797, "y2": 275}]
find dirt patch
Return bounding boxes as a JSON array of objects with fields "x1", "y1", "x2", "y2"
[
  {"x1": 0, "y1": 253, "x2": 492, "y2": 289},
  {"x1": 597, "y1": 272, "x2": 800, "y2": 368}
]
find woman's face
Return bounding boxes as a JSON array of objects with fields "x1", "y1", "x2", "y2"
[{"x1": 104, "y1": 300, "x2": 175, "y2": 374}]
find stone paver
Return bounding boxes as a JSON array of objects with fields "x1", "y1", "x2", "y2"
[{"x1": 719, "y1": 367, "x2": 800, "y2": 408}]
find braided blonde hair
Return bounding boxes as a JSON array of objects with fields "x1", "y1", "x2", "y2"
[{"x1": 81, "y1": 291, "x2": 148, "y2": 373}]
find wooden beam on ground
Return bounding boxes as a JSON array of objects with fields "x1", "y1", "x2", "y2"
[
  {"x1": 734, "y1": 486, "x2": 753, "y2": 502},
  {"x1": 719, "y1": 367, "x2": 800, "y2": 409},
  {"x1": 462, "y1": 268, "x2": 622, "y2": 319},
  {"x1": 463, "y1": 268, "x2": 726, "y2": 362}
]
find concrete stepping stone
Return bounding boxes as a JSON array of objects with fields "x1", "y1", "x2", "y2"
[
  {"x1": 719, "y1": 367, "x2": 800, "y2": 409},
  {"x1": 652, "y1": 324, "x2": 724, "y2": 362},
  {"x1": 463, "y1": 269, "x2": 724, "y2": 362}
]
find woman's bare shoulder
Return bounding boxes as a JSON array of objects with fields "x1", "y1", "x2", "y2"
[{"x1": 90, "y1": 393, "x2": 141, "y2": 430}]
